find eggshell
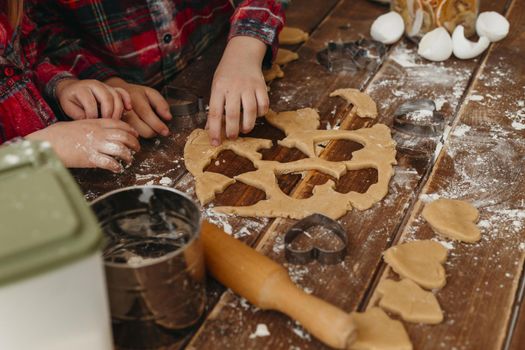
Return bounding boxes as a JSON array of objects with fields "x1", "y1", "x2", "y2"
[
  {"x1": 476, "y1": 11, "x2": 509, "y2": 42},
  {"x1": 371, "y1": 11, "x2": 405, "y2": 44},
  {"x1": 452, "y1": 25, "x2": 490, "y2": 59},
  {"x1": 418, "y1": 27, "x2": 453, "y2": 61}
]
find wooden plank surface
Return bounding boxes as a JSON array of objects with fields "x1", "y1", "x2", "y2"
[
  {"x1": 74, "y1": 1, "x2": 343, "y2": 349},
  {"x1": 186, "y1": 0, "x2": 515, "y2": 349},
  {"x1": 364, "y1": 0, "x2": 525, "y2": 349},
  {"x1": 70, "y1": 0, "x2": 525, "y2": 349}
]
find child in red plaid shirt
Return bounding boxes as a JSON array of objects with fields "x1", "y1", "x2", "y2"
[
  {"x1": 1, "y1": 0, "x2": 140, "y2": 172},
  {"x1": 29, "y1": 0, "x2": 285, "y2": 144}
]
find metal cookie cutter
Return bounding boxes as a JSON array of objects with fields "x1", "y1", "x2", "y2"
[
  {"x1": 393, "y1": 99, "x2": 446, "y2": 137},
  {"x1": 316, "y1": 39, "x2": 386, "y2": 73},
  {"x1": 162, "y1": 86, "x2": 207, "y2": 130},
  {"x1": 284, "y1": 214, "x2": 348, "y2": 265}
]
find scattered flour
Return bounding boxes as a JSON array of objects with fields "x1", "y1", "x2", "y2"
[
  {"x1": 452, "y1": 124, "x2": 471, "y2": 137},
  {"x1": 511, "y1": 121, "x2": 525, "y2": 130},
  {"x1": 204, "y1": 208, "x2": 233, "y2": 235},
  {"x1": 433, "y1": 239, "x2": 455, "y2": 250},
  {"x1": 249, "y1": 324, "x2": 270, "y2": 339},
  {"x1": 292, "y1": 323, "x2": 312, "y2": 341},
  {"x1": 420, "y1": 193, "x2": 440, "y2": 203},
  {"x1": 468, "y1": 95, "x2": 484, "y2": 102},
  {"x1": 159, "y1": 176, "x2": 173, "y2": 186}
]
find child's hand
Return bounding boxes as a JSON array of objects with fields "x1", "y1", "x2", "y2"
[
  {"x1": 27, "y1": 119, "x2": 140, "y2": 173},
  {"x1": 104, "y1": 77, "x2": 172, "y2": 138},
  {"x1": 56, "y1": 79, "x2": 132, "y2": 120},
  {"x1": 208, "y1": 36, "x2": 269, "y2": 146}
]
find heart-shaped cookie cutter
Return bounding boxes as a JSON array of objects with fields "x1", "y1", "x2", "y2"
[{"x1": 284, "y1": 214, "x2": 348, "y2": 265}]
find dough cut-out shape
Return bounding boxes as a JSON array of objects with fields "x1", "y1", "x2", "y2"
[
  {"x1": 184, "y1": 102, "x2": 397, "y2": 219},
  {"x1": 184, "y1": 130, "x2": 272, "y2": 204},
  {"x1": 376, "y1": 278, "x2": 443, "y2": 324},
  {"x1": 279, "y1": 26, "x2": 309, "y2": 45},
  {"x1": 350, "y1": 307, "x2": 412, "y2": 350},
  {"x1": 275, "y1": 48, "x2": 299, "y2": 65},
  {"x1": 263, "y1": 64, "x2": 284, "y2": 82},
  {"x1": 421, "y1": 198, "x2": 481, "y2": 243},
  {"x1": 330, "y1": 89, "x2": 378, "y2": 119},
  {"x1": 383, "y1": 240, "x2": 447, "y2": 290}
]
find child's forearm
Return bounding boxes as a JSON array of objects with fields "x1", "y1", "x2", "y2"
[{"x1": 223, "y1": 36, "x2": 268, "y2": 68}]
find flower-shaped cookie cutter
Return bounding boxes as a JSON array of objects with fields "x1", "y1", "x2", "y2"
[{"x1": 284, "y1": 214, "x2": 348, "y2": 265}]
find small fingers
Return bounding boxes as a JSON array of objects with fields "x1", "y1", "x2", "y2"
[
  {"x1": 134, "y1": 93, "x2": 170, "y2": 136},
  {"x1": 255, "y1": 87, "x2": 270, "y2": 117},
  {"x1": 75, "y1": 88, "x2": 99, "y2": 119},
  {"x1": 105, "y1": 129, "x2": 141, "y2": 153},
  {"x1": 225, "y1": 92, "x2": 241, "y2": 140},
  {"x1": 89, "y1": 83, "x2": 114, "y2": 119},
  {"x1": 99, "y1": 118, "x2": 139, "y2": 137},
  {"x1": 144, "y1": 88, "x2": 172, "y2": 121},
  {"x1": 89, "y1": 152, "x2": 123, "y2": 173},
  {"x1": 98, "y1": 141, "x2": 133, "y2": 164},
  {"x1": 62, "y1": 100, "x2": 87, "y2": 120},
  {"x1": 115, "y1": 87, "x2": 132, "y2": 110},
  {"x1": 207, "y1": 90, "x2": 225, "y2": 146},
  {"x1": 122, "y1": 110, "x2": 156, "y2": 138},
  {"x1": 241, "y1": 92, "x2": 257, "y2": 134},
  {"x1": 108, "y1": 87, "x2": 124, "y2": 120}
]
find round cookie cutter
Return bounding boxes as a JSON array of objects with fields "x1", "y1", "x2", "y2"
[{"x1": 162, "y1": 86, "x2": 207, "y2": 130}]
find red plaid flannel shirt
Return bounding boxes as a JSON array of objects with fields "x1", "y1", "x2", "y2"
[
  {"x1": 29, "y1": 0, "x2": 285, "y2": 88},
  {"x1": 0, "y1": 4, "x2": 72, "y2": 144}
]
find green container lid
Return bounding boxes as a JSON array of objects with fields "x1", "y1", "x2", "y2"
[{"x1": 0, "y1": 140, "x2": 102, "y2": 286}]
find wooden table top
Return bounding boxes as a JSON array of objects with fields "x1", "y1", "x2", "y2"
[{"x1": 73, "y1": 0, "x2": 525, "y2": 349}]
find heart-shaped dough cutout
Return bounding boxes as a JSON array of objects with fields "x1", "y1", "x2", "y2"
[
  {"x1": 383, "y1": 240, "x2": 447, "y2": 290},
  {"x1": 376, "y1": 278, "x2": 443, "y2": 324},
  {"x1": 422, "y1": 198, "x2": 481, "y2": 243},
  {"x1": 350, "y1": 307, "x2": 412, "y2": 350}
]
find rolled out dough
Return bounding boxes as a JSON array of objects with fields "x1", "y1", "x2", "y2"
[
  {"x1": 183, "y1": 103, "x2": 397, "y2": 219},
  {"x1": 263, "y1": 64, "x2": 284, "y2": 82},
  {"x1": 330, "y1": 89, "x2": 378, "y2": 119},
  {"x1": 350, "y1": 307, "x2": 412, "y2": 350},
  {"x1": 275, "y1": 48, "x2": 299, "y2": 65},
  {"x1": 376, "y1": 278, "x2": 443, "y2": 324},
  {"x1": 279, "y1": 26, "x2": 309, "y2": 45},
  {"x1": 383, "y1": 240, "x2": 448, "y2": 290},
  {"x1": 422, "y1": 198, "x2": 481, "y2": 243}
]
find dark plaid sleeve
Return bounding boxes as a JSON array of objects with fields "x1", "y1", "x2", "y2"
[
  {"x1": 27, "y1": 0, "x2": 118, "y2": 82},
  {"x1": 228, "y1": 0, "x2": 285, "y2": 66}
]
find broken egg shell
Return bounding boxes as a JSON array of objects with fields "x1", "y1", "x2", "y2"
[
  {"x1": 417, "y1": 27, "x2": 453, "y2": 62},
  {"x1": 370, "y1": 11, "x2": 405, "y2": 44},
  {"x1": 476, "y1": 11, "x2": 509, "y2": 42},
  {"x1": 452, "y1": 25, "x2": 490, "y2": 60}
]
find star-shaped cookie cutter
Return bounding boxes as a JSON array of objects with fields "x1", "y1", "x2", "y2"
[{"x1": 284, "y1": 214, "x2": 348, "y2": 265}]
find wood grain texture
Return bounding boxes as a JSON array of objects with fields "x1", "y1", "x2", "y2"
[
  {"x1": 365, "y1": 0, "x2": 525, "y2": 349},
  {"x1": 71, "y1": 0, "x2": 525, "y2": 349},
  {"x1": 186, "y1": 0, "x2": 514, "y2": 349}
]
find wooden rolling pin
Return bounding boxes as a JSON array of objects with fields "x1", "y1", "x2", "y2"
[{"x1": 201, "y1": 221, "x2": 357, "y2": 349}]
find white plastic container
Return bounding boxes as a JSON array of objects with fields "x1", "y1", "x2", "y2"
[{"x1": 0, "y1": 141, "x2": 113, "y2": 350}]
